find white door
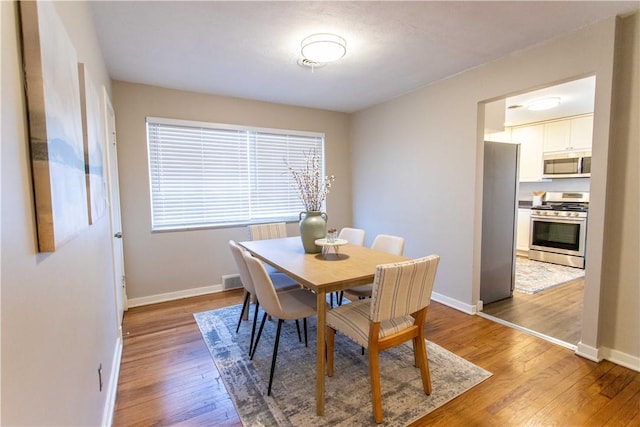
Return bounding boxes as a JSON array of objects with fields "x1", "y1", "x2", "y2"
[{"x1": 103, "y1": 87, "x2": 127, "y2": 328}]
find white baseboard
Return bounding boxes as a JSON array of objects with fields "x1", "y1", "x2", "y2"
[
  {"x1": 600, "y1": 347, "x2": 640, "y2": 372},
  {"x1": 101, "y1": 333, "x2": 123, "y2": 427},
  {"x1": 127, "y1": 283, "x2": 241, "y2": 308},
  {"x1": 431, "y1": 291, "x2": 477, "y2": 314},
  {"x1": 576, "y1": 341, "x2": 602, "y2": 362}
]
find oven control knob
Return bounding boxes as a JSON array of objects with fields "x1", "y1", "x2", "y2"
[{"x1": 554, "y1": 211, "x2": 560, "y2": 216}]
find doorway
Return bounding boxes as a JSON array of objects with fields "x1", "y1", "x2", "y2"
[
  {"x1": 103, "y1": 87, "x2": 127, "y2": 330},
  {"x1": 480, "y1": 77, "x2": 595, "y2": 348}
]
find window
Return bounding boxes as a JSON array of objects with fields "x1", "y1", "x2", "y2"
[{"x1": 146, "y1": 117, "x2": 325, "y2": 231}]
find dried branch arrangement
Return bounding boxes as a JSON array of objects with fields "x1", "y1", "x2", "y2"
[{"x1": 287, "y1": 150, "x2": 335, "y2": 212}]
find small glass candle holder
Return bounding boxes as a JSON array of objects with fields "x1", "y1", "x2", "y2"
[{"x1": 326, "y1": 228, "x2": 337, "y2": 243}]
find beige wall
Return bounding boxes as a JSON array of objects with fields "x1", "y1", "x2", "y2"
[
  {"x1": 351, "y1": 15, "x2": 639, "y2": 367},
  {"x1": 1, "y1": 1, "x2": 119, "y2": 425},
  {"x1": 111, "y1": 82, "x2": 352, "y2": 302}
]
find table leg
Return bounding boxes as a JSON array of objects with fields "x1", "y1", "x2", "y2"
[{"x1": 316, "y1": 289, "x2": 326, "y2": 416}]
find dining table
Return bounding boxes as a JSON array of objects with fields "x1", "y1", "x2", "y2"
[{"x1": 238, "y1": 236, "x2": 408, "y2": 416}]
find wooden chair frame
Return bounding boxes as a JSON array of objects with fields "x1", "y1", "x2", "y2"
[{"x1": 327, "y1": 307, "x2": 431, "y2": 423}]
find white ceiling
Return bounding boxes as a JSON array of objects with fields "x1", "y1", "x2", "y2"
[
  {"x1": 89, "y1": 1, "x2": 638, "y2": 114},
  {"x1": 505, "y1": 76, "x2": 596, "y2": 126}
]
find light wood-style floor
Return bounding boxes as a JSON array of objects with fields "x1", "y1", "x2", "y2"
[
  {"x1": 113, "y1": 289, "x2": 639, "y2": 426},
  {"x1": 482, "y1": 278, "x2": 584, "y2": 344}
]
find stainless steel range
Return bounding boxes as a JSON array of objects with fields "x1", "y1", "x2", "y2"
[{"x1": 529, "y1": 191, "x2": 589, "y2": 269}]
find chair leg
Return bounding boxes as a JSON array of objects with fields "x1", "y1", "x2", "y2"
[
  {"x1": 248, "y1": 300, "x2": 260, "y2": 356},
  {"x1": 413, "y1": 307, "x2": 432, "y2": 394},
  {"x1": 368, "y1": 347, "x2": 384, "y2": 423},
  {"x1": 236, "y1": 291, "x2": 251, "y2": 333},
  {"x1": 327, "y1": 327, "x2": 335, "y2": 377},
  {"x1": 337, "y1": 291, "x2": 344, "y2": 306},
  {"x1": 267, "y1": 319, "x2": 284, "y2": 396},
  {"x1": 250, "y1": 312, "x2": 268, "y2": 360},
  {"x1": 303, "y1": 317, "x2": 308, "y2": 347},
  {"x1": 414, "y1": 335, "x2": 432, "y2": 395},
  {"x1": 295, "y1": 319, "x2": 302, "y2": 342}
]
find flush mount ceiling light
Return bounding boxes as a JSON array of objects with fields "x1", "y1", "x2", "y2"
[
  {"x1": 526, "y1": 97, "x2": 561, "y2": 111},
  {"x1": 301, "y1": 33, "x2": 346, "y2": 63}
]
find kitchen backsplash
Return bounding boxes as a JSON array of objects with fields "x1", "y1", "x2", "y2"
[{"x1": 519, "y1": 178, "x2": 590, "y2": 201}]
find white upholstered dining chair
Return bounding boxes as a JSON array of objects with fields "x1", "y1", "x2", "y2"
[
  {"x1": 338, "y1": 227, "x2": 366, "y2": 246},
  {"x1": 339, "y1": 234, "x2": 405, "y2": 304},
  {"x1": 228, "y1": 240, "x2": 298, "y2": 355},
  {"x1": 243, "y1": 251, "x2": 317, "y2": 396},
  {"x1": 329, "y1": 227, "x2": 367, "y2": 306},
  {"x1": 326, "y1": 255, "x2": 440, "y2": 423}
]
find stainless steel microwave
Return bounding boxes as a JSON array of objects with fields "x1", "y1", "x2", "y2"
[{"x1": 542, "y1": 150, "x2": 591, "y2": 178}]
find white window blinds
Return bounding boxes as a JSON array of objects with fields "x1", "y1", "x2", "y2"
[{"x1": 146, "y1": 117, "x2": 325, "y2": 231}]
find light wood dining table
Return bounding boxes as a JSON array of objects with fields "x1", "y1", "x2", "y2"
[{"x1": 239, "y1": 236, "x2": 408, "y2": 416}]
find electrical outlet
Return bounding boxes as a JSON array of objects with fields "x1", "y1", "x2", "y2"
[{"x1": 98, "y1": 363, "x2": 103, "y2": 392}]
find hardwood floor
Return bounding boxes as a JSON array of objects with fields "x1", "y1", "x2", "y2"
[
  {"x1": 113, "y1": 290, "x2": 639, "y2": 426},
  {"x1": 482, "y1": 278, "x2": 584, "y2": 344}
]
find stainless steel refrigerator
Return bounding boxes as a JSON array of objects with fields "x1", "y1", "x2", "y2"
[{"x1": 480, "y1": 141, "x2": 519, "y2": 304}]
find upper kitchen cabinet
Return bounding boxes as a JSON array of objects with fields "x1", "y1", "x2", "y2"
[
  {"x1": 512, "y1": 124, "x2": 544, "y2": 182},
  {"x1": 485, "y1": 129, "x2": 512, "y2": 143},
  {"x1": 543, "y1": 120, "x2": 571, "y2": 152},
  {"x1": 569, "y1": 115, "x2": 594, "y2": 150},
  {"x1": 543, "y1": 114, "x2": 593, "y2": 152}
]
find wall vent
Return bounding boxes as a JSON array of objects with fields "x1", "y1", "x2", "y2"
[{"x1": 221, "y1": 273, "x2": 242, "y2": 290}]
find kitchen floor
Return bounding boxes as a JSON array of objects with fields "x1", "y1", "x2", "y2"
[{"x1": 482, "y1": 276, "x2": 584, "y2": 345}]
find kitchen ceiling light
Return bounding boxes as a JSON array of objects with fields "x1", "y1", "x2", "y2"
[
  {"x1": 301, "y1": 33, "x2": 346, "y2": 63},
  {"x1": 526, "y1": 97, "x2": 561, "y2": 111}
]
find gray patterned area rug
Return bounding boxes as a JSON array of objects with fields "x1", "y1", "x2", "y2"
[
  {"x1": 515, "y1": 257, "x2": 585, "y2": 294},
  {"x1": 194, "y1": 304, "x2": 492, "y2": 426}
]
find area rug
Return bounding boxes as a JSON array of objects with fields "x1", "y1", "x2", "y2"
[
  {"x1": 515, "y1": 257, "x2": 585, "y2": 294},
  {"x1": 194, "y1": 304, "x2": 492, "y2": 426}
]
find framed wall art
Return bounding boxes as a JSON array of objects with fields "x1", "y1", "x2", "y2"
[{"x1": 20, "y1": 0, "x2": 89, "y2": 252}]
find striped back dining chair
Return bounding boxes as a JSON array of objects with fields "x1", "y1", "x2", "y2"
[
  {"x1": 326, "y1": 255, "x2": 440, "y2": 423},
  {"x1": 247, "y1": 222, "x2": 288, "y2": 278},
  {"x1": 248, "y1": 222, "x2": 287, "y2": 241}
]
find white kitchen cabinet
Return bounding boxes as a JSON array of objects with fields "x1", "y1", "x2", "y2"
[
  {"x1": 484, "y1": 129, "x2": 512, "y2": 143},
  {"x1": 543, "y1": 120, "x2": 571, "y2": 152},
  {"x1": 543, "y1": 115, "x2": 593, "y2": 152},
  {"x1": 569, "y1": 115, "x2": 593, "y2": 150},
  {"x1": 511, "y1": 124, "x2": 544, "y2": 182},
  {"x1": 516, "y1": 208, "x2": 531, "y2": 256}
]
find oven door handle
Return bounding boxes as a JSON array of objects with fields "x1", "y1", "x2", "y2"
[{"x1": 530, "y1": 215, "x2": 586, "y2": 224}]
